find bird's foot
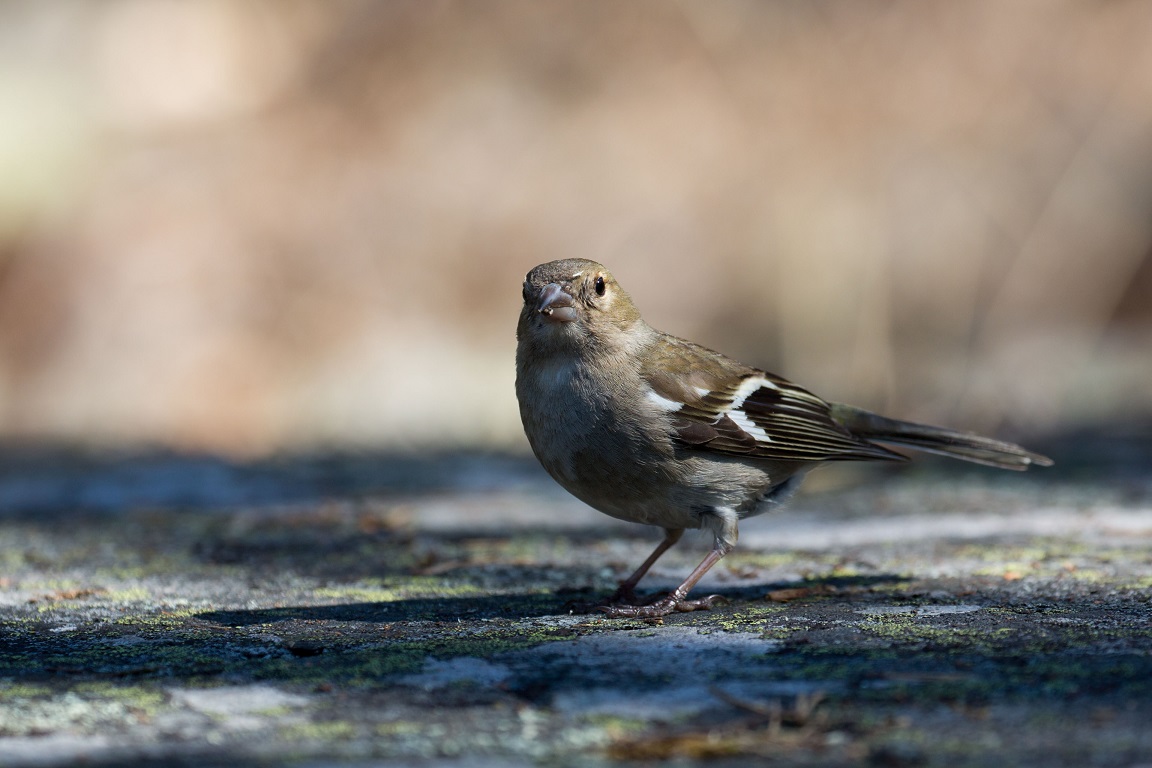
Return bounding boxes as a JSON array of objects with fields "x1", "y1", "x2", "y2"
[{"x1": 597, "y1": 593, "x2": 725, "y2": 618}]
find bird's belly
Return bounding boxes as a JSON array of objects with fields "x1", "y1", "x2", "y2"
[{"x1": 532, "y1": 428, "x2": 780, "y2": 530}]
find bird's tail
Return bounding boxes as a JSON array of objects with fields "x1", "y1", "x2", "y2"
[{"x1": 830, "y1": 403, "x2": 1053, "y2": 471}]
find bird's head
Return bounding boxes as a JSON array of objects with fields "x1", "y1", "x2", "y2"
[
  {"x1": 518, "y1": 262, "x2": 645, "y2": 350},
  {"x1": 517, "y1": 258, "x2": 642, "y2": 353}
]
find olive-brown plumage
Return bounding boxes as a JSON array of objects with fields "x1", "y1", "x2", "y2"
[{"x1": 515, "y1": 258, "x2": 1052, "y2": 617}]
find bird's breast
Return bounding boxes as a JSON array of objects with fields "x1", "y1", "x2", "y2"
[{"x1": 518, "y1": 357, "x2": 666, "y2": 500}]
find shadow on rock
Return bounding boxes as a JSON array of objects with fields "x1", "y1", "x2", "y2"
[
  {"x1": 198, "y1": 574, "x2": 908, "y2": 626},
  {"x1": 198, "y1": 591, "x2": 574, "y2": 625}
]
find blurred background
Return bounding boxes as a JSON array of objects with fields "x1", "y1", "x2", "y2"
[{"x1": 1, "y1": 0, "x2": 1150, "y2": 458}]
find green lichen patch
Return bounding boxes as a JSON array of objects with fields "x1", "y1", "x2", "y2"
[{"x1": 311, "y1": 576, "x2": 489, "y2": 604}]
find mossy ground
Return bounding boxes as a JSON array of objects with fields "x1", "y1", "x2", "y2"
[{"x1": 0, "y1": 448, "x2": 1150, "y2": 766}]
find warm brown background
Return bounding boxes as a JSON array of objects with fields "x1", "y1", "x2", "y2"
[{"x1": 2, "y1": 1, "x2": 1150, "y2": 455}]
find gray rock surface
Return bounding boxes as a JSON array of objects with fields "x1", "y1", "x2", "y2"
[{"x1": 1, "y1": 428, "x2": 1150, "y2": 766}]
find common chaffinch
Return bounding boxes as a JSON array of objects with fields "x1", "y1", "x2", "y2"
[{"x1": 515, "y1": 258, "x2": 1052, "y2": 618}]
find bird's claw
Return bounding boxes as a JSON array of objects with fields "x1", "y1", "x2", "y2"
[{"x1": 595, "y1": 593, "x2": 725, "y2": 618}]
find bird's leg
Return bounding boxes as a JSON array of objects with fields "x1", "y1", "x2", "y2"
[
  {"x1": 600, "y1": 547, "x2": 727, "y2": 618},
  {"x1": 562, "y1": 528, "x2": 685, "y2": 613},
  {"x1": 608, "y1": 528, "x2": 684, "y2": 604},
  {"x1": 601, "y1": 509, "x2": 735, "y2": 618}
]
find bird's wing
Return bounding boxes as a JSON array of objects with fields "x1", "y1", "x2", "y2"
[{"x1": 641, "y1": 336, "x2": 906, "y2": 463}]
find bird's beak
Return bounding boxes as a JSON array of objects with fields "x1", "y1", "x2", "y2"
[{"x1": 536, "y1": 283, "x2": 578, "y2": 323}]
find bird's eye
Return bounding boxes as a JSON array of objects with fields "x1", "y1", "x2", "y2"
[{"x1": 594, "y1": 275, "x2": 606, "y2": 296}]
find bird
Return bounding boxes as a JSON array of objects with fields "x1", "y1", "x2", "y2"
[{"x1": 515, "y1": 258, "x2": 1052, "y2": 618}]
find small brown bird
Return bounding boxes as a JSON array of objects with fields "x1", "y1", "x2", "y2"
[{"x1": 515, "y1": 258, "x2": 1052, "y2": 618}]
